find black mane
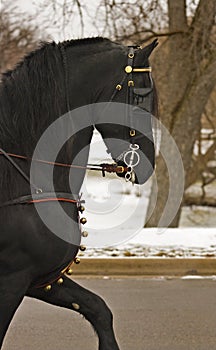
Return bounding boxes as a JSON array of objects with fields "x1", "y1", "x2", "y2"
[
  {"x1": 0, "y1": 37, "x2": 112, "y2": 155},
  {"x1": 59, "y1": 36, "x2": 109, "y2": 49},
  {"x1": 2, "y1": 37, "x2": 110, "y2": 79},
  {"x1": 1, "y1": 41, "x2": 62, "y2": 154},
  {"x1": 0, "y1": 37, "x2": 117, "y2": 200}
]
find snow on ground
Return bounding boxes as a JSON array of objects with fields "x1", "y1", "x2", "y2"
[
  {"x1": 78, "y1": 130, "x2": 216, "y2": 258},
  {"x1": 80, "y1": 228, "x2": 216, "y2": 258}
]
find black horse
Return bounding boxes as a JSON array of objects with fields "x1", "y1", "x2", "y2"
[{"x1": 0, "y1": 37, "x2": 158, "y2": 349}]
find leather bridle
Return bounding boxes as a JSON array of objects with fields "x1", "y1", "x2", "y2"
[
  {"x1": 0, "y1": 45, "x2": 153, "y2": 206},
  {"x1": 108, "y1": 45, "x2": 154, "y2": 182}
]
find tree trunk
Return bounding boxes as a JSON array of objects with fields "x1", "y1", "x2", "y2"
[{"x1": 145, "y1": 0, "x2": 216, "y2": 227}]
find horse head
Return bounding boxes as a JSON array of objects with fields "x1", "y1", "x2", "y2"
[{"x1": 67, "y1": 38, "x2": 159, "y2": 185}]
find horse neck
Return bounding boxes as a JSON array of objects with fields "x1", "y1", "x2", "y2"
[
  {"x1": 65, "y1": 42, "x2": 126, "y2": 108},
  {"x1": 0, "y1": 43, "x2": 96, "y2": 202}
]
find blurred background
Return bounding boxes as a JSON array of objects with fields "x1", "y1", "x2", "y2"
[{"x1": 1, "y1": 0, "x2": 216, "y2": 229}]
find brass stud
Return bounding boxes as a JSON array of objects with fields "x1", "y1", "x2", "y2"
[
  {"x1": 116, "y1": 84, "x2": 122, "y2": 91},
  {"x1": 82, "y1": 231, "x2": 88, "y2": 238},
  {"x1": 57, "y1": 277, "x2": 64, "y2": 285},
  {"x1": 130, "y1": 130, "x2": 136, "y2": 137},
  {"x1": 79, "y1": 205, "x2": 85, "y2": 213},
  {"x1": 80, "y1": 245, "x2": 86, "y2": 252},
  {"x1": 125, "y1": 65, "x2": 133, "y2": 74},
  {"x1": 128, "y1": 53, "x2": 134, "y2": 59},
  {"x1": 72, "y1": 303, "x2": 80, "y2": 310},
  {"x1": 80, "y1": 217, "x2": 87, "y2": 225},
  {"x1": 66, "y1": 268, "x2": 73, "y2": 275},
  {"x1": 44, "y1": 285, "x2": 52, "y2": 292},
  {"x1": 128, "y1": 80, "x2": 134, "y2": 87},
  {"x1": 74, "y1": 257, "x2": 81, "y2": 264}
]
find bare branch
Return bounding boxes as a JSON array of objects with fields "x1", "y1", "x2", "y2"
[
  {"x1": 75, "y1": 0, "x2": 84, "y2": 36},
  {"x1": 0, "y1": 2, "x2": 39, "y2": 73},
  {"x1": 115, "y1": 29, "x2": 185, "y2": 44}
]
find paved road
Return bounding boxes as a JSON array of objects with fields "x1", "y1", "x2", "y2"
[{"x1": 3, "y1": 277, "x2": 216, "y2": 350}]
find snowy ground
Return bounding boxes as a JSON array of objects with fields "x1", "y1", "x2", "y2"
[
  {"x1": 79, "y1": 227, "x2": 216, "y2": 258},
  {"x1": 78, "y1": 131, "x2": 216, "y2": 258}
]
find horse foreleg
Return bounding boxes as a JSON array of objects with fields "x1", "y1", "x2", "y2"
[
  {"x1": 27, "y1": 276, "x2": 120, "y2": 350},
  {"x1": 0, "y1": 273, "x2": 29, "y2": 349}
]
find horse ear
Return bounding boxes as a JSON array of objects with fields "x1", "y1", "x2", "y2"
[{"x1": 141, "y1": 39, "x2": 158, "y2": 58}]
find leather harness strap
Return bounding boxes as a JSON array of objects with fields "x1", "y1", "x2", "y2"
[{"x1": 0, "y1": 192, "x2": 84, "y2": 208}]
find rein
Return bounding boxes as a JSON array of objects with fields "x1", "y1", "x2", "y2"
[
  {"x1": 0, "y1": 192, "x2": 79, "y2": 207},
  {"x1": 0, "y1": 149, "x2": 127, "y2": 175},
  {"x1": 0, "y1": 148, "x2": 128, "y2": 206}
]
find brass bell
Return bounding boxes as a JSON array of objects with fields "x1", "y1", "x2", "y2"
[
  {"x1": 82, "y1": 231, "x2": 88, "y2": 237},
  {"x1": 80, "y1": 245, "x2": 86, "y2": 251},
  {"x1": 66, "y1": 268, "x2": 73, "y2": 275},
  {"x1": 78, "y1": 205, "x2": 85, "y2": 213},
  {"x1": 57, "y1": 277, "x2": 64, "y2": 285},
  {"x1": 74, "y1": 257, "x2": 81, "y2": 264},
  {"x1": 72, "y1": 302, "x2": 80, "y2": 310},
  {"x1": 44, "y1": 284, "x2": 52, "y2": 292},
  {"x1": 80, "y1": 217, "x2": 87, "y2": 225}
]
